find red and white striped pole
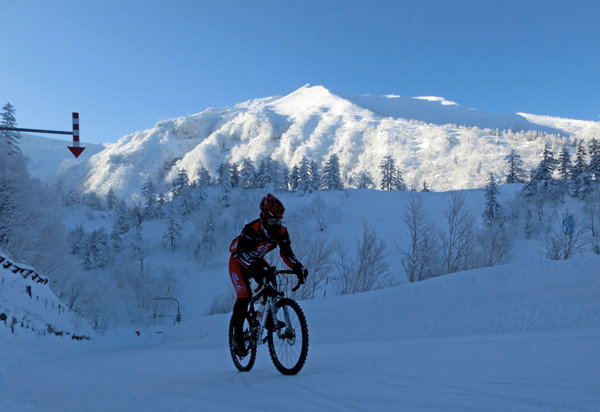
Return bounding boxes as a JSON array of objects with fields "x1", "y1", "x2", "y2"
[{"x1": 67, "y1": 112, "x2": 85, "y2": 158}]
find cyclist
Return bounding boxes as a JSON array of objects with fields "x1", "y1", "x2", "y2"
[{"x1": 229, "y1": 194, "x2": 307, "y2": 356}]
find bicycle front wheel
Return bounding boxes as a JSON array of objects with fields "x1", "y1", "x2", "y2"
[
  {"x1": 229, "y1": 312, "x2": 257, "y2": 372},
  {"x1": 268, "y1": 298, "x2": 309, "y2": 375}
]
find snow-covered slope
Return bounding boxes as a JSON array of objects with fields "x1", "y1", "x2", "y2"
[
  {"x1": 0, "y1": 250, "x2": 92, "y2": 338},
  {"x1": 3, "y1": 252, "x2": 599, "y2": 411},
  {"x1": 47, "y1": 85, "x2": 600, "y2": 200},
  {"x1": 19, "y1": 133, "x2": 107, "y2": 180}
]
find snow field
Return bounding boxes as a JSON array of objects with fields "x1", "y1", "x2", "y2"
[{"x1": 2, "y1": 254, "x2": 599, "y2": 411}]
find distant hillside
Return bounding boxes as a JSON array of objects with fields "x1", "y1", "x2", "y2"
[
  {"x1": 32, "y1": 85, "x2": 600, "y2": 200},
  {"x1": 19, "y1": 134, "x2": 107, "y2": 180}
]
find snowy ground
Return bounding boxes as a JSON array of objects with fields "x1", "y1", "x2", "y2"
[{"x1": 2, "y1": 256, "x2": 599, "y2": 411}]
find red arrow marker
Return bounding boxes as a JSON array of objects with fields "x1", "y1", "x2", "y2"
[{"x1": 68, "y1": 112, "x2": 86, "y2": 158}]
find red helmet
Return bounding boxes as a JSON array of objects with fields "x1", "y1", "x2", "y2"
[{"x1": 260, "y1": 194, "x2": 285, "y2": 219}]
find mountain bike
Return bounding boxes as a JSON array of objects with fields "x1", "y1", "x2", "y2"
[{"x1": 228, "y1": 267, "x2": 309, "y2": 375}]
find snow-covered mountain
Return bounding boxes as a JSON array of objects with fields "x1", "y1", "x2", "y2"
[{"x1": 29, "y1": 84, "x2": 599, "y2": 200}]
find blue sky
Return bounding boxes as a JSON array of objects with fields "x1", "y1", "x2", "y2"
[{"x1": 2, "y1": 0, "x2": 599, "y2": 144}]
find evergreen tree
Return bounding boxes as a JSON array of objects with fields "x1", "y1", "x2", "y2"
[
  {"x1": 172, "y1": 169, "x2": 190, "y2": 195},
  {"x1": 482, "y1": 173, "x2": 501, "y2": 224},
  {"x1": 105, "y1": 188, "x2": 118, "y2": 211},
  {"x1": 288, "y1": 165, "x2": 300, "y2": 191},
  {"x1": 89, "y1": 227, "x2": 110, "y2": 269},
  {"x1": 523, "y1": 142, "x2": 559, "y2": 199},
  {"x1": 569, "y1": 141, "x2": 592, "y2": 199},
  {"x1": 589, "y1": 138, "x2": 600, "y2": 181},
  {"x1": 351, "y1": 170, "x2": 374, "y2": 189},
  {"x1": 571, "y1": 141, "x2": 588, "y2": 180},
  {"x1": 504, "y1": 149, "x2": 526, "y2": 184},
  {"x1": 196, "y1": 166, "x2": 212, "y2": 188},
  {"x1": 141, "y1": 178, "x2": 158, "y2": 220},
  {"x1": 239, "y1": 158, "x2": 256, "y2": 188},
  {"x1": 217, "y1": 160, "x2": 232, "y2": 190},
  {"x1": 1, "y1": 103, "x2": 21, "y2": 155},
  {"x1": 379, "y1": 155, "x2": 405, "y2": 191},
  {"x1": 557, "y1": 145, "x2": 572, "y2": 180},
  {"x1": 229, "y1": 161, "x2": 240, "y2": 188},
  {"x1": 129, "y1": 224, "x2": 147, "y2": 272},
  {"x1": 297, "y1": 156, "x2": 311, "y2": 192},
  {"x1": 69, "y1": 224, "x2": 87, "y2": 257},
  {"x1": 309, "y1": 160, "x2": 321, "y2": 191},
  {"x1": 161, "y1": 203, "x2": 182, "y2": 250},
  {"x1": 279, "y1": 164, "x2": 291, "y2": 191},
  {"x1": 82, "y1": 192, "x2": 103, "y2": 210},
  {"x1": 530, "y1": 142, "x2": 557, "y2": 183},
  {"x1": 421, "y1": 181, "x2": 430, "y2": 192},
  {"x1": 322, "y1": 153, "x2": 343, "y2": 190},
  {"x1": 113, "y1": 200, "x2": 131, "y2": 235},
  {"x1": 256, "y1": 158, "x2": 282, "y2": 189}
]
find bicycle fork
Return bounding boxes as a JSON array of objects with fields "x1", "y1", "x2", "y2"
[{"x1": 255, "y1": 295, "x2": 290, "y2": 345}]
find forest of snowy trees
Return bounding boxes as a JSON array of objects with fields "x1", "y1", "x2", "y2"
[{"x1": 2, "y1": 102, "x2": 600, "y2": 329}]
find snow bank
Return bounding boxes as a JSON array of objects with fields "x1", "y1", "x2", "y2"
[
  {"x1": 0, "y1": 250, "x2": 93, "y2": 339},
  {"x1": 159, "y1": 255, "x2": 600, "y2": 349}
]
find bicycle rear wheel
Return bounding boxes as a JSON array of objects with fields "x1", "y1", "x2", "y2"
[
  {"x1": 267, "y1": 298, "x2": 309, "y2": 375},
  {"x1": 229, "y1": 312, "x2": 257, "y2": 372}
]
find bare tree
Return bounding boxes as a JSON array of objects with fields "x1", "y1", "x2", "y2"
[
  {"x1": 334, "y1": 221, "x2": 392, "y2": 294},
  {"x1": 439, "y1": 191, "x2": 478, "y2": 274},
  {"x1": 541, "y1": 210, "x2": 588, "y2": 260},
  {"x1": 477, "y1": 225, "x2": 512, "y2": 267},
  {"x1": 398, "y1": 195, "x2": 439, "y2": 282},
  {"x1": 332, "y1": 240, "x2": 356, "y2": 296},
  {"x1": 296, "y1": 236, "x2": 335, "y2": 300}
]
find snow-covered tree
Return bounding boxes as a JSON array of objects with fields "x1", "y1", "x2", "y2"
[
  {"x1": 322, "y1": 153, "x2": 343, "y2": 190},
  {"x1": 399, "y1": 196, "x2": 439, "y2": 283},
  {"x1": 523, "y1": 142, "x2": 558, "y2": 198},
  {"x1": 196, "y1": 166, "x2": 212, "y2": 188},
  {"x1": 1, "y1": 102, "x2": 21, "y2": 155},
  {"x1": 239, "y1": 158, "x2": 256, "y2": 189},
  {"x1": 440, "y1": 191, "x2": 477, "y2": 275},
  {"x1": 505, "y1": 149, "x2": 526, "y2": 184},
  {"x1": 105, "y1": 188, "x2": 119, "y2": 211},
  {"x1": 537, "y1": 141, "x2": 558, "y2": 181},
  {"x1": 309, "y1": 160, "x2": 321, "y2": 191},
  {"x1": 288, "y1": 165, "x2": 300, "y2": 191},
  {"x1": 256, "y1": 158, "x2": 282, "y2": 190},
  {"x1": 297, "y1": 156, "x2": 311, "y2": 192},
  {"x1": 279, "y1": 164, "x2": 291, "y2": 191},
  {"x1": 113, "y1": 200, "x2": 131, "y2": 235},
  {"x1": 589, "y1": 138, "x2": 600, "y2": 181},
  {"x1": 82, "y1": 192, "x2": 103, "y2": 210},
  {"x1": 161, "y1": 203, "x2": 182, "y2": 250},
  {"x1": 229, "y1": 161, "x2": 240, "y2": 188},
  {"x1": 482, "y1": 173, "x2": 501, "y2": 224},
  {"x1": 172, "y1": 169, "x2": 190, "y2": 195},
  {"x1": 379, "y1": 155, "x2": 405, "y2": 191},
  {"x1": 569, "y1": 141, "x2": 592, "y2": 199},
  {"x1": 141, "y1": 178, "x2": 158, "y2": 220},
  {"x1": 88, "y1": 227, "x2": 110, "y2": 270},
  {"x1": 129, "y1": 224, "x2": 148, "y2": 272},
  {"x1": 557, "y1": 145, "x2": 572, "y2": 181},
  {"x1": 350, "y1": 170, "x2": 374, "y2": 189}
]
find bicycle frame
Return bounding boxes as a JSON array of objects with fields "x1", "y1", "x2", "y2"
[{"x1": 248, "y1": 268, "x2": 296, "y2": 345}]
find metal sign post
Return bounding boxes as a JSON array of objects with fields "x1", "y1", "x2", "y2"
[{"x1": 0, "y1": 112, "x2": 85, "y2": 158}]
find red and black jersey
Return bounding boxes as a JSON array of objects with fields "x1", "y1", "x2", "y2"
[{"x1": 230, "y1": 219, "x2": 300, "y2": 270}]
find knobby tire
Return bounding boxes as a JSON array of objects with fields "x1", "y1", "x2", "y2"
[
  {"x1": 267, "y1": 298, "x2": 309, "y2": 375},
  {"x1": 229, "y1": 312, "x2": 257, "y2": 372}
]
